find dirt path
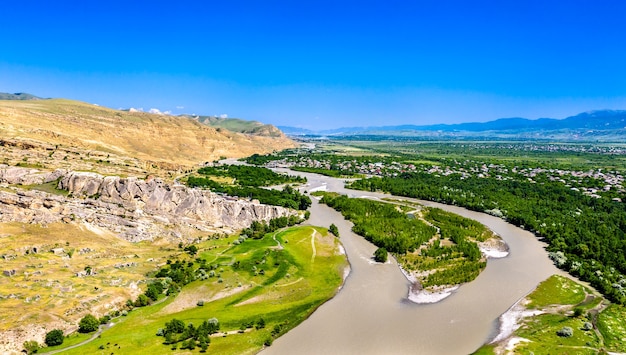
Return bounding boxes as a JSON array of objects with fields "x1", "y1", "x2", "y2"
[
  {"x1": 310, "y1": 229, "x2": 317, "y2": 262},
  {"x1": 272, "y1": 230, "x2": 284, "y2": 250},
  {"x1": 39, "y1": 323, "x2": 113, "y2": 355}
]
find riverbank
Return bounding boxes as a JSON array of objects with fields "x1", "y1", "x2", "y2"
[
  {"x1": 263, "y1": 169, "x2": 562, "y2": 354},
  {"x1": 479, "y1": 274, "x2": 626, "y2": 354}
]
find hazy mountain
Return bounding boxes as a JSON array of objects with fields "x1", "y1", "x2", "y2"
[
  {"x1": 280, "y1": 110, "x2": 626, "y2": 140},
  {"x1": 0, "y1": 92, "x2": 45, "y2": 100},
  {"x1": 186, "y1": 115, "x2": 286, "y2": 138}
]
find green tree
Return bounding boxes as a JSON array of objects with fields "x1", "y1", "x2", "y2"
[
  {"x1": 78, "y1": 314, "x2": 99, "y2": 333},
  {"x1": 165, "y1": 318, "x2": 186, "y2": 334},
  {"x1": 44, "y1": 329, "x2": 64, "y2": 346},
  {"x1": 374, "y1": 247, "x2": 388, "y2": 263},
  {"x1": 184, "y1": 245, "x2": 198, "y2": 256}
]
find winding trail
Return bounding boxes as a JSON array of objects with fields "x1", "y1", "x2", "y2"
[
  {"x1": 39, "y1": 295, "x2": 171, "y2": 355},
  {"x1": 39, "y1": 323, "x2": 112, "y2": 355}
]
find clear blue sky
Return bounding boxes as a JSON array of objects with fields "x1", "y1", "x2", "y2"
[{"x1": 2, "y1": 1, "x2": 625, "y2": 129}]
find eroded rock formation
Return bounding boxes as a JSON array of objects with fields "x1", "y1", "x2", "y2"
[{"x1": 0, "y1": 166, "x2": 296, "y2": 241}]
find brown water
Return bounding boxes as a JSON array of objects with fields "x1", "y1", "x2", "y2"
[{"x1": 261, "y1": 171, "x2": 560, "y2": 355}]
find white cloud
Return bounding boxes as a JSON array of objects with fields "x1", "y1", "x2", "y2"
[
  {"x1": 149, "y1": 108, "x2": 163, "y2": 115},
  {"x1": 219, "y1": 114, "x2": 228, "y2": 119},
  {"x1": 176, "y1": 106, "x2": 185, "y2": 109}
]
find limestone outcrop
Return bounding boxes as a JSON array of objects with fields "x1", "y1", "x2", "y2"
[{"x1": 0, "y1": 167, "x2": 296, "y2": 242}]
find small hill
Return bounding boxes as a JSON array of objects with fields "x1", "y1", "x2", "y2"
[
  {"x1": 0, "y1": 92, "x2": 44, "y2": 100},
  {"x1": 0, "y1": 99, "x2": 295, "y2": 170},
  {"x1": 188, "y1": 115, "x2": 286, "y2": 138}
]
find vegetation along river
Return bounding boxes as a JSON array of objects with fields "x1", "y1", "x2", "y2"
[{"x1": 261, "y1": 170, "x2": 562, "y2": 355}]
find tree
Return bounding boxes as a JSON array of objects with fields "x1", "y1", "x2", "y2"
[
  {"x1": 374, "y1": 247, "x2": 388, "y2": 263},
  {"x1": 329, "y1": 224, "x2": 339, "y2": 237},
  {"x1": 134, "y1": 294, "x2": 150, "y2": 307},
  {"x1": 165, "y1": 318, "x2": 186, "y2": 334},
  {"x1": 44, "y1": 329, "x2": 64, "y2": 346},
  {"x1": 78, "y1": 314, "x2": 100, "y2": 333},
  {"x1": 184, "y1": 245, "x2": 198, "y2": 256}
]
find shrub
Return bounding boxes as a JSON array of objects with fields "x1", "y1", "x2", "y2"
[
  {"x1": 556, "y1": 326, "x2": 574, "y2": 337},
  {"x1": 374, "y1": 247, "x2": 388, "y2": 263},
  {"x1": 582, "y1": 322, "x2": 593, "y2": 331},
  {"x1": 573, "y1": 307, "x2": 584, "y2": 317},
  {"x1": 329, "y1": 224, "x2": 339, "y2": 237},
  {"x1": 134, "y1": 294, "x2": 150, "y2": 307},
  {"x1": 23, "y1": 340, "x2": 40, "y2": 354},
  {"x1": 44, "y1": 329, "x2": 64, "y2": 346}
]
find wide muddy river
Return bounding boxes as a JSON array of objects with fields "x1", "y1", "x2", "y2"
[{"x1": 261, "y1": 170, "x2": 561, "y2": 355}]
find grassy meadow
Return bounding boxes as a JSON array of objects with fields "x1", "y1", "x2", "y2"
[{"x1": 51, "y1": 225, "x2": 347, "y2": 354}]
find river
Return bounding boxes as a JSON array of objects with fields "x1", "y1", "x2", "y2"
[{"x1": 261, "y1": 170, "x2": 561, "y2": 355}]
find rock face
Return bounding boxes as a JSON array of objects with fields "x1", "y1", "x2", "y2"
[
  {"x1": 0, "y1": 165, "x2": 66, "y2": 185},
  {"x1": 0, "y1": 167, "x2": 296, "y2": 242}
]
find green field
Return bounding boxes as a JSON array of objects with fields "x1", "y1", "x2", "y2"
[
  {"x1": 53, "y1": 225, "x2": 347, "y2": 354},
  {"x1": 474, "y1": 275, "x2": 626, "y2": 354}
]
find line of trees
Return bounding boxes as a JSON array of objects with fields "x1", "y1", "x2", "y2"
[
  {"x1": 158, "y1": 317, "x2": 219, "y2": 352},
  {"x1": 319, "y1": 193, "x2": 436, "y2": 254},
  {"x1": 187, "y1": 175, "x2": 311, "y2": 210}
]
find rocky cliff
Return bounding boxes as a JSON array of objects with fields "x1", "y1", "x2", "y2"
[{"x1": 0, "y1": 166, "x2": 296, "y2": 241}]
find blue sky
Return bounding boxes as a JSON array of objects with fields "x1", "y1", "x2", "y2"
[{"x1": 2, "y1": 1, "x2": 625, "y2": 129}]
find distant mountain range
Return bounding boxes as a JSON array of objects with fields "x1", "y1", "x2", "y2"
[
  {"x1": 279, "y1": 110, "x2": 626, "y2": 141},
  {"x1": 4, "y1": 92, "x2": 625, "y2": 141}
]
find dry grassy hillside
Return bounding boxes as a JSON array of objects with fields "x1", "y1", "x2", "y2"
[
  {"x1": 0, "y1": 99, "x2": 295, "y2": 170},
  {"x1": 0, "y1": 98, "x2": 297, "y2": 353}
]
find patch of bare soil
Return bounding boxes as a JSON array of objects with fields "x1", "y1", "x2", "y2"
[{"x1": 159, "y1": 284, "x2": 251, "y2": 315}]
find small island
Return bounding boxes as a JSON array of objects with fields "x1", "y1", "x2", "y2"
[{"x1": 315, "y1": 192, "x2": 508, "y2": 303}]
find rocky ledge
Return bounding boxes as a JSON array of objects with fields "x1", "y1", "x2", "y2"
[{"x1": 0, "y1": 166, "x2": 296, "y2": 241}]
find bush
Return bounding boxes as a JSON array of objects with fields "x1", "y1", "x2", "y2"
[
  {"x1": 582, "y1": 322, "x2": 593, "y2": 331},
  {"x1": 556, "y1": 326, "x2": 574, "y2": 337},
  {"x1": 23, "y1": 340, "x2": 40, "y2": 354},
  {"x1": 573, "y1": 307, "x2": 584, "y2": 317},
  {"x1": 134, "y1": 294, "x2": 150, "y2": 307},
  {"x1": 374, "y1": 247, "x2": 388, "y2": 263},
  {"x1": 44, "y1": 329, "x2": 64, "y2": 346},
  {"x1": 78, "y1": 314, "x2": 100, "y2": 333}
]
